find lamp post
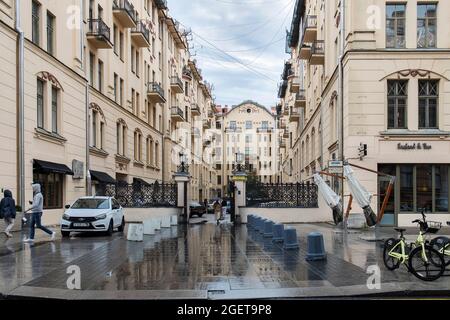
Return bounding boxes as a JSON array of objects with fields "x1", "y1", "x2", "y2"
[
  {"x1": 235, "y1": 152, "x2": 244, "y2": 173},
  {"x1": 179, "y1": 152, "x2": 188, "y2": 174}
]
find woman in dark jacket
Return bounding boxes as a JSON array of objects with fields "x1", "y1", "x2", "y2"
[{"x1": 0, "y1": 190, "x2": 16, "y2": 238}]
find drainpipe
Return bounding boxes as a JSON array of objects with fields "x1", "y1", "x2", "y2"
[
  {"x1": 80, "y1": 0, "x2": 91, "y2": 196},
  {"x1": 15, "y1": 0, "x2": 25, "y2": 213},
  {"x1": 338, "y1": 0, "x2": 346, "y2": 228}
]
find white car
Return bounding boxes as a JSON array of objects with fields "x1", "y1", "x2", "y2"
[{"x1": 60, "y1": 197, "x2": 125, "y2": 237}]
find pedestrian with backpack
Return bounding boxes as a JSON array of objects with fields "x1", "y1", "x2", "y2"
[{"x1": 0, "y1": 189, "x2": 17, "y2": 238}]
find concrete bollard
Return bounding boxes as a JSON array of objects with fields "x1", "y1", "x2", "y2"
[
  {"x1": 127, "y1": 223, "x2": 144, "y2": 242},
  {"x1": 283, "y1": 227, "x2": 299, "y2": 249},
  {"x1": 263, "y1": 220, "x2": 274, "y2": 238},
  {"x1": 143, "y1": 219, "x2": 156, "y2": 235},
  {"x1": 153, "y1": 217, "x2": 161, "y2": 231},
  {"x1": 170, "y1": 215, "x2": 178, "y2": 226},
  {"x1": 161, "y1": 216, "x2": 171, "y2": 228},
  {"x1": 306, "y1": 232, "x2": 327, "y2": 261},
  {"x1": 272, "y1": 223, "x2": 284, "y2": 242}
]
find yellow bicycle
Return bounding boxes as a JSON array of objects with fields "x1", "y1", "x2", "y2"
[
  {"x1": 430, "y1": 222, "x2": 450, "y2": 267},
  {"x1": 383, "y1": 211, "x2": 445, "y2": 281}
]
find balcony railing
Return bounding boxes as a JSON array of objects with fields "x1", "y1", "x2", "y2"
[
  {"x1": 225, "y1": 127, "x2": 242, "y2": 133},
  {"x1": 302, "y1": 15, "x2": 317, "y2": 43},
  {"x1": 295, "y1": 90, "x2": 306, "y2": 107},
  {"x1": 171, "y1": 106, "x2": 184, "y2": 122},
  {"x1": 278, "y1": 80, "x2": 288, "y2": 98},
  {"x1": 203, "y1": 119, "x2": 212, "y2": 129},
  {"x1": 112, "y1": 0, "x2": 136, "y2": 28},
  {"x1": 310, "y1": 40, "x2": 325, "y2": 65},
  {"x1": 87, "y1": 19, "x2": 113, "y2": 49},
  {"x1": 257, "y1": 127, "x2": 273, "y2": 133},
  {"x1": 147, "y1": 82, "x2": 166, "y2": 103},
  {"x1": 289, "y1": 107, "x2": 301, "y2": 121},
  {"x1": 131, "y1": 20, "x2": 150, "y2": 47},
  {"x1": 290, "y1": 77, "x2": 301, "y2": 93},
  {"x1": 191, "y1": 104, "x2": 201, "y2": 115},
  {"x1": 182, "y1": 66, "x2": 192, "y2": 80},
  {"x1": 155, "y1": 0, "x2": 168, "y2": 10},
  {"x1": 170, "y1": 75, "x2": 184, "y2": 94}
]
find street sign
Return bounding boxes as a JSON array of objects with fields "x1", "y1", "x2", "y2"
[
  {"x1": 328, "y1": 160, "x2": 343, "y2": 174},
  {"x1": 329, "y1": 167, "x2": 343, "y2": 174}
]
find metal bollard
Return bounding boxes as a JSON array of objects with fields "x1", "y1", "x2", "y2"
[
  {"x1": 306, "y1": 232, "x2": 327, "y2": 261},
  {"x1": 283, "y1": 227, "x2": 299, "y2": 249},
  {"x1": 272, "y1": 223, "x2": 284, "y2": 242}
]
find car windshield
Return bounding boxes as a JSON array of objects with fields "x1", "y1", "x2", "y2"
[{"x1": 71, "y1": 199, "x2": 110, "y2": 209}]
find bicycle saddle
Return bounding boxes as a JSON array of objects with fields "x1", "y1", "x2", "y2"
[{"x1": 394, "y1": 228, "x2": 406, "y2": 233}]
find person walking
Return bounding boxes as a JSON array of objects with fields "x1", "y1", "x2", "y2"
[
  {"x1": 23, "y1": 183, "x2": 55, "y2": 243},
  {"x1": 0, "y1": 189, "x2": 17, "y2": 238},
  {"x1": 213, "y1": 199, "x2": 222, "y2": 225}
]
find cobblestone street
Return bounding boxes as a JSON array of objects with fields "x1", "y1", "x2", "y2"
[{"x1": 1, "y1": 214, "x2": 449, "y2": 300}]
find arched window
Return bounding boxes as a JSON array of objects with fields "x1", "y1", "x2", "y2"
[
  {"x1": 330, "y1": 91, "x2": 338, "y2": 143},
  {"x1": 134, "y1": 129, "x2": 143, "y2": 162},
  {"x1": 311, "y1": 127, "x2": 316, "y2": 165},
  {"x1": 155, "y1": 141, "x2": 160, "y2": 168},
  {"x1": 146, "y1": 136, "x2": 154, "y2": 166},
  {"x1": 301, "y1": 141, "x2": 305, "y2": 171},
  {"x1": 90, "y1": 103, "x2": 106, "y2": 150},
  {"x1": 305, "y1": 135, "x2": 310, "y2": 165},
  {"x1": 36, "y1": 72, "x2": 64, "y2": 134},
  {"x1": 116, "y1": 119, "x2": 128, "y2": 156}
]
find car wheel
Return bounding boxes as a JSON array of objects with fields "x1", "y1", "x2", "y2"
[
  {"x1": 198, "y1": 213, "x2": 203, "y2": 218},
  {"x1": 118, "y1": 217, "x2": 125, "y2": 232},
  {"x1": 106, "y1": 220, "x2": 114, "y2": 236},
  {"x1": 61, "y1": 231, "x2": 70, "y2": 238}
]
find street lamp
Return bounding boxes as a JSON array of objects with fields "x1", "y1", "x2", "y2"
[
  {"x1": 235, "y1": 152, "x2": 244, "y2": 172},
  {"x1": 179, "y1": 152, "x2": 188, "y2": 173}
]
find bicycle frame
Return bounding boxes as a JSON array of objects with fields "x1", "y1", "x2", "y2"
[{"x1": 388, "y1": 231, "x2": 428, "y2": 264}]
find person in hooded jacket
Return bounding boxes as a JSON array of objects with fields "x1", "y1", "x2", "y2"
[
  {"x1": 0, "y1": 189, "x2": 17, "y2": 238},
  {"x1": 23, "y1": 183, "x2": 55, "y2": 243}
]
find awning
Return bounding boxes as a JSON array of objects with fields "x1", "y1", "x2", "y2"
[
  {"x1": 90, "y1": 170, "x2": 116, "y2": 184},
  {"x1": 33, "y1": 159, "x2": 74, "y2": 175},
  {"x1": 133, "y1": 177, "x2": 151, "y2": 186}
]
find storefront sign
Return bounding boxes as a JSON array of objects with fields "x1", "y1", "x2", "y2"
[{"x1": 397, "y1": 142, "x2": 432, "y2": 151}]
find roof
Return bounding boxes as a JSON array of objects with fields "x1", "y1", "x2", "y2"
[{"x1": 224, "y1": 100, "x2": 275, "y2": 119}]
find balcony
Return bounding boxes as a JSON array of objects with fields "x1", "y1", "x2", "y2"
[
  {"x1": 310, "y1": 40, "x2": 325, "y2": 65},
  {"x1": 302, "y1": 15, "x2": 317, "y2": 43},
  {"x1": 203, "y1": 119, "x2": 212, "y2": 129},
  {"x1": 289, "y1": 107, "x2": 300, "y2": 122},
  {"x1": 283, "y1": 106, "x2": 289, "y2": 116},
  {"x1": 112, "y1": 0, "x2": 136, "y2": 28},
  {"x1": 278, "y1": 80, "x2": 288, "y2": 98},
  {"x1": 295, "y1": 90, "x2": 306, "y2": 108},
  {"x1": 203, "y1": 137, "x2": 212, "y2": 147},
  {"x1": 87, "y1": 19, "x2": 113, "y2": 49},
  {"x1": 182, "y1": 66, "x2": 192, "y2": 81},
  {"x1": 279, "y1": 121, "x2": 287, "y2": 130},
  {"x1": 155, "y1": 0, "x2": 168, "y2": 10},
  {"x1": 283, "y1": 129, "x2": 289, "y2": 139},
  {"x1": 257, "y1": 127, "x2": 273, "y2": 133},
  {"x1": 290, "y1": 77, "x2": 301, "y2": 93},
  {"x1": 147, "y1": 82, "x2": 166, "y2": 103},
  {"x1": 225, "y1": 127, "x2": 242, "y2": 133},
  {"x1": 279, "y1": 139, "x2": 286, "y2": 149},
  {"x1": 208, "y1": 110, "x2": 214, "y2": 118},
  {"x1": 299, "y1": 44, "x2": 311, "y2": 60},
  {"x1": 170, "y1": 75, "x2": 184, "y2": 94},
  {"x1": 131, "y1": 20, "x2": 150, "y2": 48},
  {"x1": 191, "y1": 104, "x2": 201, "y2": 116},
  {"x1": 171, "y1": 106, "x2": 185, "y2": 123}
]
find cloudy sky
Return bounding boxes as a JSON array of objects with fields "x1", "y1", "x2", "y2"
[{"x1": 169, "y1": 0, "x2": 296, "y2": 109}]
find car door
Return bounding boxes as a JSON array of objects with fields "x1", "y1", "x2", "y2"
[{"x1": 112, "y1": 199, "x2": 122, "y2": 227}]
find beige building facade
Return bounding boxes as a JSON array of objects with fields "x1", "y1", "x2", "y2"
[
  {"x1": 216, "y1": 101, "x2": 279, "y2": 197},
  {"x1": 0, "y1": 0, "x2": 218, "y2": 224},
  {"x1": 279, "y1": 0, "x2": 450, "y2": 226}
]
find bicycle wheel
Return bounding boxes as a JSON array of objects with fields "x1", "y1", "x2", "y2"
[
  {"x1": 408, "y1": 245, "x2": 445, "y2": 281},
  {"x1": 430, "y1": 236, "x2": 450, "y2": 267},
  {"x1": 383, "y1": 238, "x2": 401, "y2": 270}
]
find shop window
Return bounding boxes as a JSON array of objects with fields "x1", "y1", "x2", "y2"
[
  {"x1": 416, "y1": 165, "x2": 433, "y2": 212},
  {"x1": 400, "y1": 165, "x2": 413, "y2": 212},
  {"x1": 33, "y1": 172, "x2": 63, "y2": 209}
]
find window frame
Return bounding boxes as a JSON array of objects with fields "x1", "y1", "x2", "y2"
[
  {"x1": 387, "y1": 80, "x2": 408, "y2": 129},
  {"x1": 418, "y1": 79, "x2": 439, "y2": 129}
]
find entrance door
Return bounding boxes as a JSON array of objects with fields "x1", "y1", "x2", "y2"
[{"x1": 378, "y1": 165, "x2": 396, "y2": 227}]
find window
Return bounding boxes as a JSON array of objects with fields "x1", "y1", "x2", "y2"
[
  {"x1": 155, "y1": 142, "x2": 159, "y2": 167},
  {"x1": 418, "y1": 80, "x2": 438, "y2": 129},
  {"x1": 131, "y1": 88, "x2": 135, "y2": 113},
  {"x1": 46, "y1": 11, "x2": 55, "y2": 55},
  {"x1": 386, "y1": 3, "x2": 406, "y2": 48},
  {"x1": 120, "y1": 78, "x2": 124, "y2": 106},
  {"x1": 136, "y1": 51, "x2": 140, "y2": 76},
  {"x1": 119, "y1": 31, "x2": 124, "y2": 60},
  {"x1": 435, "y1": 165, "x2": 449, "y2": 212},
  {"x1": 245, "y1": 135, "x2": 251, "y2": 143},
  {"x1": 37, "y1": 79, "x2": 44, "y2": 128},
  {"x1": 116, "y1": 120, "x2": 127, "y2": 156},
  {"x1": 245, "y1": 121, "x2": 252, "y2": 130},
  {"x1": 136, "y1": 92, "x2": 140, "y2": 116},
  {"x1": 134, "y1": 130, "x2": 142, "y2": 162},
  {"x1": 131, "y1": 46, "x2": 135, "y2": 73},
  {"x1": 32, "y1": 1, "x2": 41, "y2": 45},
  {"x1": 400, "y1": 165, "x2": 413, "y2": 211},
  {"x1": 230, "y1": 121, "x2": 236, "y2": 129},
  {"x1": 417, "y1": 3, "x2": 437, "y2": 48},
  {"x1": 33, "y1": 172, "x2": 63, "y2": 209},
  {"x1": 113, "y1": 73, "x2": 118, "y2": 102},
  {"x1": 98, "y1": 60, "x2": 104, "y2": 92},
  {"x1": 89, "y1": 52, "x2": 95, "y2": 86},
  {"x1": 218, "y1": 175, "x2": 222, "y2": 185},
  {"x1": 146, "y1": 137, "x2": 154, "y2": 166},
  {"x1": 51, "y1": 86, "x2": 58, "y2": 133},
  {"x1": 113, "y1": 24, "x2": 118, "y2": 55},
  {"x1": 92, "y1": 111, "x2": 97, "y2": 147},
  {"x1": 417, "y1": 164, "x2": 432, "y2": 212},
  {"x1": 152, "y1": 38, "x2": 155, "y2": 56},
  {"x1": 387, "y1": 80, "x2": 407, "y2": 129},
  {"x1": 261, "y1": 121, "x2": 269, "y2": 129},
  {"x1": 100, "y1": 122, "x2": 104, "y2": 149}
]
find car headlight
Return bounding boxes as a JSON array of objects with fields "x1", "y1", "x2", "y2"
[
  {"x1": 62, "y1": 214, "x2": 70, "y2": 220},
  {"x1": 95, "y1": 213, "x2": 107, "y2": 220}
]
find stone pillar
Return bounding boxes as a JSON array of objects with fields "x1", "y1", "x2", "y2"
[
  {"x1": 232, "y1": 171, "x2": 247, "y2": 224},
  {"x1": 174, "y1": 172, "x2": 191, "y2": 224}
]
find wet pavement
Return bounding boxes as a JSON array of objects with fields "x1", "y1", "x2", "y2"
[{"x1": 1, "y1": 214, "x2": 450, "y2": 300}]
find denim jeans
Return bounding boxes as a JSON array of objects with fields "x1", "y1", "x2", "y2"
[{"x1": 29, "y1": 212, "x2": 52, "y2": 239}]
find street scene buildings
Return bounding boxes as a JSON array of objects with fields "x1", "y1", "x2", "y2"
[{"x1": 0, "y1": 0, "x2": 450, "y2": 302}]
